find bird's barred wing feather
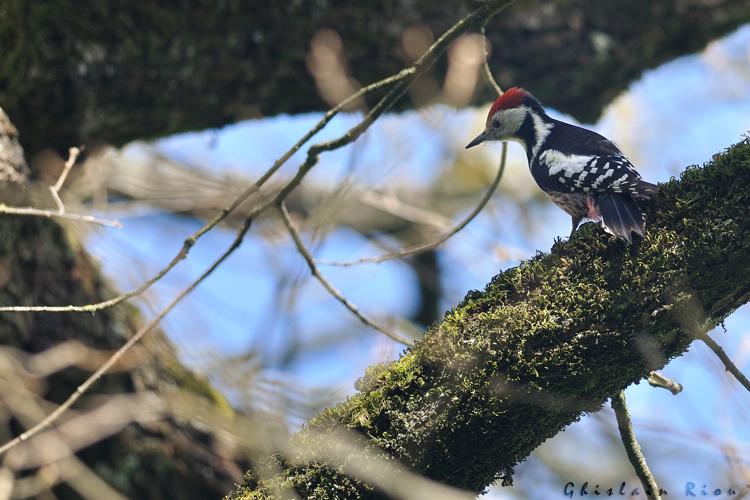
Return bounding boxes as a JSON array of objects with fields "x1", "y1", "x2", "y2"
[
  {"x1": 570, "y1": 155, "x2": 644, "y2": 194},
  {"x1": 536, "y1": 150, "x2": 656, "y2": 199}
]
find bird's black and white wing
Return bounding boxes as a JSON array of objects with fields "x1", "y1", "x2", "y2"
[{"x1": 535, "y1": 150, "x2": 657, "y2": 199}]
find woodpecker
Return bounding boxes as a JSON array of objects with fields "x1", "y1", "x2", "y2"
[{"x1": 466, "y1": 87, "x2": 658, "y2": 242}]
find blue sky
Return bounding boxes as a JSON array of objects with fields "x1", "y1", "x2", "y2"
[{"x1": 85, "y1": 23, "x2": 750, "y2": 499}]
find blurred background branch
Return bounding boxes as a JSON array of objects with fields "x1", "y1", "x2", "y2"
[{"x1": 2, "y1": 1, "x2": 749, "y2": 153}]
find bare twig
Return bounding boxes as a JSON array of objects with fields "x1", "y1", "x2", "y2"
[
  {"x1": 256, "y1": 1, "x2": 514, "y2": 216},
  {"x1": 647, "y1": 371, "x2": 683, "y2": 395},
  {"x1": 50, "y1": 147, "x2": 82, "y2": 212},
  {"x1": 611, "y1": 391, "x2": 662, "y2": 500},
  {"x1": 664, "y1": 284, "x2": 750, "y2": 392},
  {"x1": 0, "y1": 146, "x2": 122, "y2": 228},
  {"x1": 0, "y1": 204, "x2": 121, "y2": 228},
  {"x1": 279, "y1": 202, "x2": 413, "y2": 346},
  {"x1": 480, "y1": 22, "x2": 502, "y2": 97},
  {"x1": 698, "y1": 332, "x2": 750, "y2": 393},
  {"x1": 12, "y1": 341, "x2": 141, "y2": 378}
]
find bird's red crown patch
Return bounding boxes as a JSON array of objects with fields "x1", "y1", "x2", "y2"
[{"x1": 486, "y1": 87, "x2": 528, "y2": 125}]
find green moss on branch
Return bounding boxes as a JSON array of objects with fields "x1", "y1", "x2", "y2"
[{"x1": 229, "y1": 138, "x2": 750, "y2": 498}]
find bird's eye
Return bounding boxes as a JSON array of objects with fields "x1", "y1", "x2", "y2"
[{"x1": 492, "y1": 118, "x2": 501, "y2": 128}]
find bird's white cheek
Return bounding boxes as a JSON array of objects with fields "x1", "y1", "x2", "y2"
[{"x1": 501, "y1": 107, "x2": 527, "y2": 136}]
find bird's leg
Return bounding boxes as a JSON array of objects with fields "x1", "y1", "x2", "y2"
[{"x1": 570, "y1": 215, "x2": 582, "y2": 238}]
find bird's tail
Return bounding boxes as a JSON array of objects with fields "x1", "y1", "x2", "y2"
[{"x1": 598, "y1": 192, "x2": 645, "y2": 243}]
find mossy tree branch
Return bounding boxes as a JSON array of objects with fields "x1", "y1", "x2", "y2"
[
  {"x1": 229, "y1": 139, "x2": 750, "y2": 498},
  {"x1": 2, "y1": 0, "x2": 749, "y2": 153}
]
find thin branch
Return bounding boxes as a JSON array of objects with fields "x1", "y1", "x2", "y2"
[
  {"x1": 480, "y1": 22, "x2": 503, "y2": 96},
  {"x1": 647, "y1": 371, "x2": 683, "y2": 395},
  {"x1": 0, "y1": 146, "x2": 122, "y2": 228},
  {"x1": 611, "y1": 391, "x2": 662, "y2": 500},
  {"x1": 698, "y1": 332, "x2": 750, "y2": 392},
  {"x1": 50, "y1": 146, "x2": 82, "y2": 212},
  {"x1": 279, "y1": 203, "x2": 413, "y2": 346},
  {"x1": 207, "y1": 0, "x2": 517, "y2": 223},
  {"x1": 0, "y1": 351, "x2": 132, "y2": 499},
  {"x1": 0, "y1": 204, "x2": 121, "y2": 228}
]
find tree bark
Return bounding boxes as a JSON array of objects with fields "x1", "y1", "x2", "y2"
[
  {"x1": 228, "y1": 138, "x2": 750, "y2": 498},
  {"x1": 2, "y1": 0, "x2": 748, "y2": 153}
]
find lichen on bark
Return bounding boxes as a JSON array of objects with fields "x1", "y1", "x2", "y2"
[{"x1": 229, "y1": 137, "x2": 750, "y2": 498}]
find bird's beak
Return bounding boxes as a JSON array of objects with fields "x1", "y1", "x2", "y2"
[{"x1": 465, "y1": 131, "x2": 488, "y2": 149}]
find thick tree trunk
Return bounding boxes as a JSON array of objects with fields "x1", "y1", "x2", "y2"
[
  {"x1": 1, "y1": 0, "x2": 748, "y2": 153},
  {"x1": 228, "y1": 138, "x2": 750, "y2": 498}
]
